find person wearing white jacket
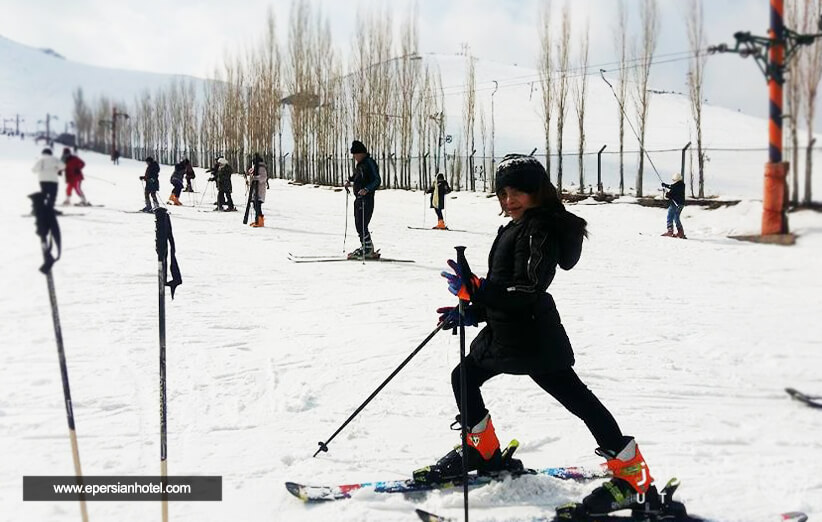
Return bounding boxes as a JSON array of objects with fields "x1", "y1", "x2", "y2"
[{"x1": 32, "y1": 148, "x2": 65, "y2": 209}]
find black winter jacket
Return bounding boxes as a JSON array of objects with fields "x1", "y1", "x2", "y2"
[
  {"x1": 144, "y1": 162, "x2": 160, "y2": 192},
  {"x1": 467, "y1": 206, "x2": 586, "y2": 374},
  {"x1": 350, "y1": 155, "x2": 381, "y2": 197},
  {"x1": 664, "y1": 180, "x2": 685, "y2": 206},
  {"x1": 427, "y1": 178, "x2": 452, "y2": 209}
]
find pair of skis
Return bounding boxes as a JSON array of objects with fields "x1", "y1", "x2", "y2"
[{"x1": 287, "y1": 251, "x2": 415, "y2": 264}]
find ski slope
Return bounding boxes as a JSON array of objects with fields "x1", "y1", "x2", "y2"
[{"x1": 1, "y1": 137, "x2": 820, "y2": 522}]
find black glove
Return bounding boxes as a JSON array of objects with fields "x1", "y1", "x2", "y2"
[
  {"x1": 208, "y1": 177, "x2": 216, "y2": 182},
  {"x1": 139, "y1": 176, "x2": 145, "y2": 181}
]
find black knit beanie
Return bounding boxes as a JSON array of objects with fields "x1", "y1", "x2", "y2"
[
  {"x1": 495, "y1": 154, "x2": 548, "y2": 194},
  {"x1": 350, "y1": 140, "x2": 367, "y2": 154}
]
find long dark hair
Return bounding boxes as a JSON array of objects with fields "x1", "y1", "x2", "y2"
[{"x1": 532, "y1": 179, "x2": 588, "y2": 239}]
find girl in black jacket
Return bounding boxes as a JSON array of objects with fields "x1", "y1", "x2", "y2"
[{"x1": 424, "y1": 154, "x2": 656, "y2": 517}]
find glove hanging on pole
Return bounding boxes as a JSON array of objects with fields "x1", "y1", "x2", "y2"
[
  {"x1": 155, "y1": 208, "x2": 183, "y2": 298},
  {"x1": 29, "y1": 192, "x2": 61, "y2": 274}
]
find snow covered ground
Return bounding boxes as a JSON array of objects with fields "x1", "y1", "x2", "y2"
[{"x1": 1, "y1": 137, "x2": 821, "y2": 522}]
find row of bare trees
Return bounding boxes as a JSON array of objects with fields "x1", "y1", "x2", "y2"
[{"x1": 70, "y1": 0, "x2": 820, "y2": 200}]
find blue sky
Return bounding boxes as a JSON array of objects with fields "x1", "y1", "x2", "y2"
[{"x1": 0, "y1": 0, "x2": 813, "y2": 128}]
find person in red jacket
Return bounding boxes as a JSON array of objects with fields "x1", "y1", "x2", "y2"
[{"x1": 61, "y1": 148, "x2": 90, "y2": 206}]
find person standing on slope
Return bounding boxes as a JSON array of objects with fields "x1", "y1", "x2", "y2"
[
  {"x1": 60, "y1": 147, "x2": 89, "y2": 206},
  {"x1": 214, "y1": 157, "x2": 236, "y2": 212},
  {"x1": 345, "y1": 140, "x2": 381, "y2": 259},
  {"x1": 422, "y1": 154, "x2": 656, "y2": 518},
  {"x1": 246, "y1": 154, "x2": 268, "y2": 227},
  {"x1": 426, "y1": 172, "x2": 452, "y2": 229},
  {"x1": 32, "y1": 148, "x2": 64, "y2": 211},
  {"x1": 661, "y1": 173, "x2": 686, "y2": 239},
  {"x1": 140, "y1": 157, "x2": 161, "y2": 212},
  {"x1": 183, "y1": 158, "x2": 196, "y2": 192},
  {"x1": 168, "y1": 161, "x2": 185, "y2": 206}
]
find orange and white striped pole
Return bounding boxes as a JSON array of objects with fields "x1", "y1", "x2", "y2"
[{"x1": 764, "y1": 0, "x2": 789, "y2": 234}]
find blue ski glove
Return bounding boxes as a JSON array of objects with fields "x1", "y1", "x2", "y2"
[
  {"x1": 441, "y1": 259, "x2": 483, "y2": 301},
  {"x1": 437, "y1": 305, "x2": 479, "y2": 332}
]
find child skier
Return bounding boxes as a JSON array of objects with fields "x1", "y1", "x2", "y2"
[
  {"x1": 140, "y1": 157, "x2": 160, "y2": 212},
  {"x1": 60, "y1": 148, "x2": 89, "y2": 206},
  {"x1": 168, "y1": 161, "x2": 185, "y2": 206},
  {"x1": 422, "y1": 154, "x2": 657, "y2": 518},
  {"x1": 246, "y1": 155, "x2": 268, "y2": 227},
  {"x1": 425, "y1": 173, "x2": 452, "y2": 229}
]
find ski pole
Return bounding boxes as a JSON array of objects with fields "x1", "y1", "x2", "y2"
[
  {"x1": 455, "y1": 245, "x2": 470, "y2": 522},
  {"x1": 313, "y1": 322, "x2": 446, "y2": 457},
  {"x1": 361, "y1": 195, "x2": 366, "y2": 264},
  {"x1": 154, "y1": 208, "x2": 170, "y2": 522},
  {"x1": 343, "y1": 185, "x2": 350, "y2": 254},
  {"x1": 28, "y1": 192, "x2": 89, "y2": 522}
]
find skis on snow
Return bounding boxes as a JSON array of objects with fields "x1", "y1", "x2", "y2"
[
  {"x1": 287, "y1": 251, "x2": 415, "y2": 264},
  {"x1": 785, "y1": 387, "x2": 822, "y2": 409},
  {"x1": 407, "y1": 226, "x2": 470, "y2": 232},
  {"x1": 285, "y1": 466, "x2": 609, "y2": 502}
]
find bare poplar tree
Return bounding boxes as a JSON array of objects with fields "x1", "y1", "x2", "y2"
[
  {"x1": 553, "y1": 2, "x2": 571, "y2": 194},
  {"x1": 573, "y1": 18, "x2": 590, "y2": 193},
  {"x1": 615, "y1": 0, "x2": 629, "y2": 195},
  {"x1": 538, "y1": 0, "x2": 553, "y2": 177},
  {"x1": 462, "y1": 51, "x2": 477, "y2": 191},
  {"x1": 632, "y1": 0, "x2": 660, "y2": 197},
  {"x1": 479, "y1": 106, "x2": 488, "y2": 192},
  {"x1": 72, "y1": 87, "x2": 93, "y2": 148},
  {"x1": 800, "y1": 0, "x2": 822, "y2": 205},
  {"x1": 397, "y1": 6, "x2": 420, "y2": 189},
  {"x1": 785, "y1": 0, "x2": 802, "y2": 205},
  {"x1": 686, "y1": 0, "x2": 707, "y2": 198}
]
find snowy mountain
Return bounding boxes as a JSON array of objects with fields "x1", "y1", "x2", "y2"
[{"x1": 0, "y1": 34, "x2": 208, "y2": 134}]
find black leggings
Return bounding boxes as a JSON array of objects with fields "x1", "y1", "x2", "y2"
[
  {"x1": 451, "y1": 356, "x2": 624, "y2": 452},
  {"x1": 354, "y1": 195, "x2": 375, "y2": 243},
  {"x1": 254, "y1": 200, "x2": 263, "y2": 218},
  {"x1": 434, "y1": 207, "x2": 444, "y2": 220},
  {"x1": 40, "y1": 182, "x2": 58, "y2": 208}
]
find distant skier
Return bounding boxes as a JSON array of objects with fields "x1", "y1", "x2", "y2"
[
  {"x1": 246, "y1": 154, "x2": 267, "y2": 227},
  {"x1": 661, "y1": 172, "x2": 686, "y2": 239},
  {"x1": 345, "y1": 140, "x2": 381, "y2": 259},
  {"x1": 31, "y1": 147, "x2": 64, "y2": 210},
  {"x1": 425, "y1": 173, "x2": 452, "y2": 229},
  {"x1": 182, "y1": 158, "x2": 196, "y2": 192},
  {"x1": 60, "y1": 148, "x2": 89, "y2": 206},
  {"x1": 422, "y1": 154, "x2": 657, "y2": 519},
  {"x1": 140, "y1": 157, "x2": 160, "y2": 212},
  {"x1": 111, "y1": 149, "x2": 120, "y2": 165},
  {"x1": 168, "y1": 161, "x2": 184, "y2": 206},
  {"x1": 212, "y1": 157, "x2": 236, "y2": 211}
]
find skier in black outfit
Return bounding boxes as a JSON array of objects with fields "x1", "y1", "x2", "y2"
[
  {"x1": 426, "y1": 173, "x2": 452, "y2": 229},
  {"x1": 182, "y1": 158, "x2": 196, "y2": 192},
  {"x1": 421, "y1": 154, "x2": 656, "y2": 517},
  {"x1": 140, "y1": 157, "x2": 160, "y2": 212},
  {"x1": 661, "y1": 173, "x2": 686, "y2": 238},
  {"x1": 211, "y1": 157, "x2": 236, "y2": 211},
  {"x1": 346, "y1": 140, "x2": 381, "y2": 259}
]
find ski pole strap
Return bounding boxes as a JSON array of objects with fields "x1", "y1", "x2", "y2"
[
  {"x1": 154, "y1": 208, "x2": 183, "y2": 299},
  {"x1": 29, "y1": 192, "x2": 61, "y2": 274}
]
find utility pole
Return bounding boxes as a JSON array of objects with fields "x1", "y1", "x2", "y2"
[
  {"x1": 491, "y1": 80, "x2": 498, "y2": 192},
  {"x1": 709, "y1": 1, "x2": 822, "y2": 235},
  {"x1": 112, "y1": 107, "x2": 130, "y2": 159},
  {"x1": 17, "y1": 114, "x2": 23, "y2": 136}
]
